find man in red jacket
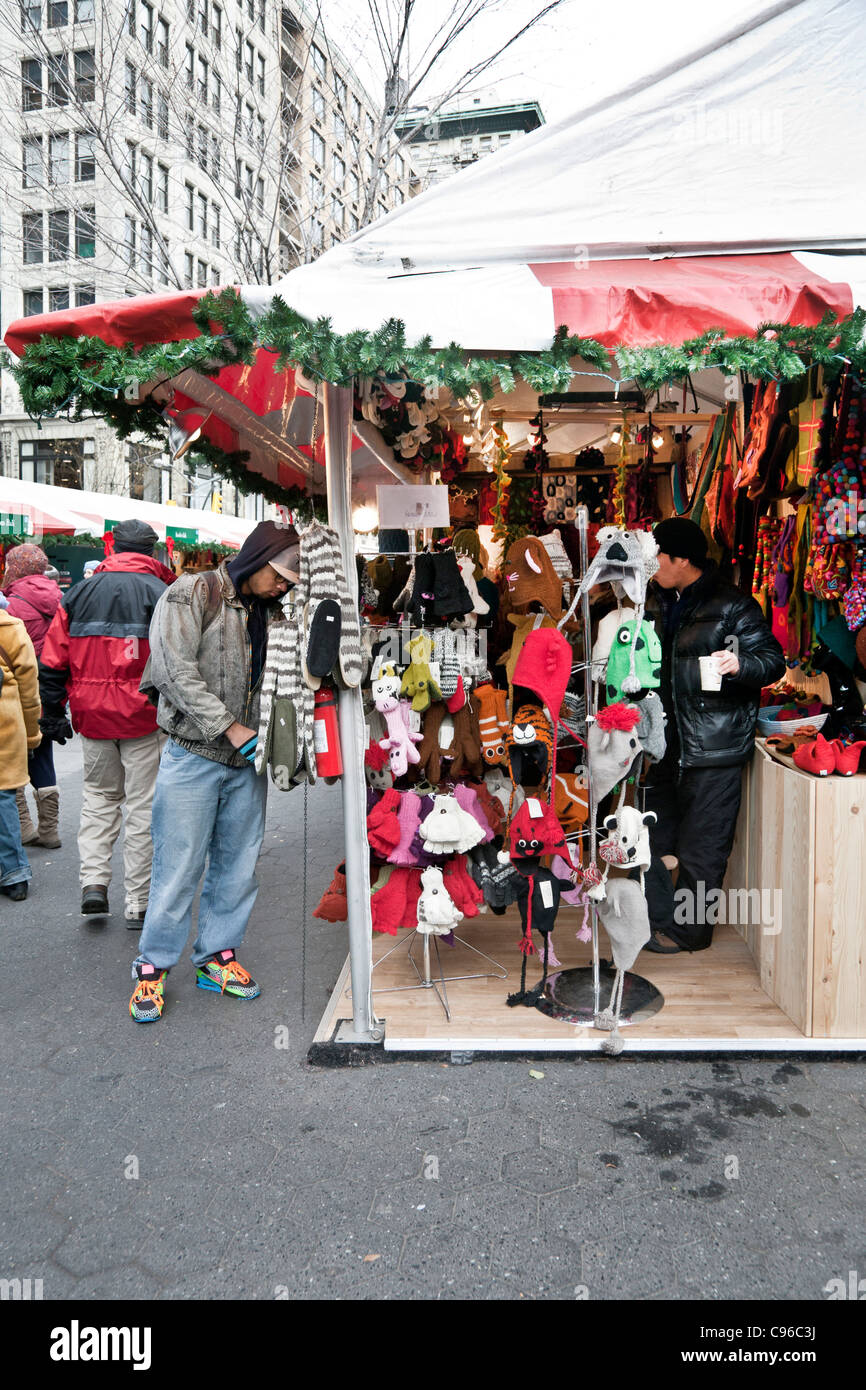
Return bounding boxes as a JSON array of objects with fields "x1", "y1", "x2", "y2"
[{"x1": 39, "y1": 520, "x2": 174, "y2": 922}]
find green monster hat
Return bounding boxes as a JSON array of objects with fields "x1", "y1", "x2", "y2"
[{"x1": 605, "y1": 618, "x2": 661, "y2": 703}]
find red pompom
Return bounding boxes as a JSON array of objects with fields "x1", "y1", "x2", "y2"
[{"x1": 595, "y1": 701, "x2": 641, "y2": 733}]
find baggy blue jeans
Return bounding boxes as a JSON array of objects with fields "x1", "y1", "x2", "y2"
[
  {"x1": 0, "y1": 788, "x2": 31, "y2": 888},
  {"x1": 134, "y1": 740, "x2": 267, "y2": 972}
]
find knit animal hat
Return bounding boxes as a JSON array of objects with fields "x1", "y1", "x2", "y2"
[
  {"x1": 586, "y1": 702, "x2": 643, "y2": 803},
  {"x1": 605, "y1": 617, "x2": 662, "y2": 700},
  {"x1": 513, "y1": 627, "x2": 572, "y2": 725},
  {"x1": 505, "y1": 536, "x2": 562, "y2": 620},
  {"x1": 593, "y1": 877, "x2": 651, "y2": 1055},
  {"x1": 452, "y1": 528, "x2": 483, "y2": 580},
  {"x1": 578, "y1": 527, "x2": 658, "y2": 606},
  {"x1": 507, "y1": 796, "x2": 567, "y2": 860},
  {"x1": 506, "y1": 703, "x2": 555, "y2": 789}
]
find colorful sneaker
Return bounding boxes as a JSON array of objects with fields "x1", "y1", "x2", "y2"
[
  {"x1": 195, "y1": 949, "x2": 260, "y2": 1000},
  {"x1": 129, "y1": 962, "x2": 167, "y2": 1022}
]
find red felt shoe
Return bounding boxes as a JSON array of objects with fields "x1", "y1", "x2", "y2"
[
  {"x1": 831, "y1": 739, "x2": 866, "y2": 777},
  {"x1": 792, "y1": 733, "x2": 836, "y2": 777}
]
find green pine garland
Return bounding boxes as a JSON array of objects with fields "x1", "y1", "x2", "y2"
[{"x1": 5, "y1": 289, "x2": 865, "y2": 501}]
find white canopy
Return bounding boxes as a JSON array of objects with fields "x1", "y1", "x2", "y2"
[{"x1": 257, "y1": 0, "x2": 866, "y2": 351}]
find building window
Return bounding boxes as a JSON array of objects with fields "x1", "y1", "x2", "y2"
[
  {"x1": 349, "y1": 211, "x2": 358, "y2": 232},
  {"x1": 257, "y1": 0, "x2": 263, "y2": 30},
  {"x1": 310, "y1": 129, "x2": 324, "y2": 165},
  {"x1": 198, "y1": 55, "x2": 209, "y2": 103},
  {"x1": 23, "y1": 212, "x2": 43, "y2": 263},
  {"x1": 75, "y1": 283, "x2": 95, "y2": 305},
  {"x1": 157, "y1": 14, "x2": 169, "y2": 65},
  {"x1": 48, "y1": 209, "x2": 69, "y2": 260},
  {"x1": 395, "y1": 153, "x2": 405, "y2": 178},
  {"x1": 49, "y1": 286, "x2": 70, "y2": 311},
  {"x1": 184, "y1": 43, "x2": 193, "y2": 89},
  {"x1": 183, "y1": 251, "x2": 194, "y2": 287},
  {"x1": 256, "y1": 113, "x2": 265, "y2": 151},
  {"x1": 139, "y1": 150, "x2": 153, "y2": 201},
  {"x1": 185, "y1": 181, "x2": 194, "y2": 229},
  {"x1": 311, "y1": 88, "x2": 324, "y2": 122},
  {"x1": 308, "y1": 172, "x2": 322, "y2": 205},
  {"x1": 184, "y1": 114, "x2": 194, "y2": 158},
  {"x1": 350, "y1": 94, "x2": 360, "y2": 125},
  {"x1": 140, "y1": 0, "x2": 153, "y2": 51},
  {"x1": 211, "y1": 204, "x2": 220, "y2": 247},
  {"x1": 255, "y1": 175, "x2": 264, "y2": 213},
  {"x1": 335, "y1": 76, "x2": 346, "y2": 107},
  {"x1": 22, "y1": 58, "x2": 42, "y2": 109},
  {"x1": 74, "y1": 48, "x2": 94, "y2": 101},
  {"x1": 347, "y1": 168, "x2": 358, "y2": 201},
  {"x1": 332, "y1": 153, "x2": 345, "y2": 184},
  {"x1": 141, "y1": 75, "x2": 154, "y2": 127},
  {"x1": 197, "y1": 123, "x2": 208, "y2": 171},
  {"x1": 76, "y1": 131, "x2": 95, "y2": 180},
  {"x1": 311, "y1": 43, "x2": 326, "y2": 77},
  {"x1": 21, "y1": 0, "x2": 41, "y2": 29},
  {"x1": 75, "y1": 206, "x2": 96, "y2": 257},
  {"x1": 48, "y1": 132, "x2": 69, "y2": 183},
  {"x1": 364, "y1": 111, "x2": 374, "y2": 141},
  {"x1": 245, "y1": 102, "x2": 255, "y2": 142},
  {"x1": 47, "y1": 53, "x2": 69, "y2": 106},
  {"x1": 197, "y1": 0, "x2": 207, "y2": 33},
  {"x1": 48, "y1": 0, "x2": 68, "y2": 26},
  {"x1": 157, "y1": 161, "x2": 168, "y2": 212},
  {"x1": 125, "y1": 60, "x2": 136, "y2": 113},
  {"x1": 197, "y1": 191, "x2": 208, "y2": 237},
  {"x1": 141, "y1": 224, "x2": 153, "y2": 276},
  {"x1": 333, "y1": 111, "x2": 345, "y2": 142},
  {"x1": 257, "y1": 53, "x2": 265, "y2": 95},
  {"x1": 23, "y1": 287, "x2": 43, "y2": 316},
  {"x1": 210, "y1": 135, "x2": 221, "y2": 180},
  {"x1": 212, "y1": 72, "x2": 221, "y2": 112},
  {"x1": 310, "y1": 217, "x2": 323, "y2": 250},
  {"x1": 331, "y1": 194, "x2": 343, "y2": 228},
  {"x1": 124, "y1": 214, "x2": 136, "y2": 268},
  {"x1": 212, "y1": 2, "x2": 221, "y2": 47},
  {"x1": 124, "y1": 140, "x2": 136, "y2": 186},
  {"x1": 157, "y1": 89, "x2": 169, "y2": 138},
  {"x1": 22, "y1": 136, "x2": 43, "y2": 188},
  {"x1": 394, "y1": 186, "x2": 404, "y2": 205},
  {"x1": 244, "y1": 41, "x2": 254, "y2": 84},
  {"x1": 75, "y1": 0, "x2": 95, "y2": 15},
  {"x1": 196, "y1": 258, "x2": 207, "y2": 287}
]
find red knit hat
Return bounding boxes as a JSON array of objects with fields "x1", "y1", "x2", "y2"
[
  {"x1": 512, "y1": 627, "x2": 572, "y2": 724},
  {"x1": 507, "y1": 796, "x2": 567, "y2": 860}
]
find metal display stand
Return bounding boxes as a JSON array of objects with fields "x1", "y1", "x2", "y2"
[{"x1": 372, "y1": 927, "x2": 508, "y2": 1022}]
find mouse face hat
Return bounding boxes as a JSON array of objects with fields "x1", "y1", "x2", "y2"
[
  {"x1": 586, "y1": 702, "x2": 643, "y2": 802},
  {"x1": 579, "y1": 527, "x2": 658, "y2": 606},
  {"x1": 505, "y1": 536, "x2": 562, "y2": 619}
]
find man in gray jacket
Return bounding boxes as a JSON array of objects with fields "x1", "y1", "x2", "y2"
[{"x1": 129, "y1": 520, "x2": 299, "y2": 1023}]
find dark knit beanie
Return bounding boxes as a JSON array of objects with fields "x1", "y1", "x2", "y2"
[
  {"x1": 653, "y1": 518, "x2": 707, "y2": 566},
  {"x1": 113, "y1": 519, "x2": 159, "y2": 554}
]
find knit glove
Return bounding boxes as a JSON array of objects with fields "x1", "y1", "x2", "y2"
[
  {"x1": 39, "y1": 711, "x2": 74, "y2": 744},
  {"x1": 366, "y1": 788, "x2": 403, "y2": 857}
]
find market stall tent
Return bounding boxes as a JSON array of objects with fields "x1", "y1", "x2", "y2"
[{"x1": 5, "y1": 0, "x2": 866, "y2": 1052}]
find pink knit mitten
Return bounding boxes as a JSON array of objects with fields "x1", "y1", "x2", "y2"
[
  {"x1": 453, "y1": 782, "x2": 494, "y2": 843},
  {"x1": 388, "y1": 791, "x2": 423, "y2": 866}
]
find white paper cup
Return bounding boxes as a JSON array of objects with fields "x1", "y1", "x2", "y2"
[{"x1": 699, "y1": 655, "x2": 723, "y2": 691}]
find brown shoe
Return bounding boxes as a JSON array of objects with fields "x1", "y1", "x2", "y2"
[
  {"x1": 15, "y1": 787, "x2": 39, "y2": 845},
  {"x1": 81, "y1": 884, "x2": 109, "y2": 915}
]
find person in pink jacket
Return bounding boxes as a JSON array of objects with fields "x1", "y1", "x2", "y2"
[{"x1": 1, "y1": 544, "x2": 62, "y2": 849}]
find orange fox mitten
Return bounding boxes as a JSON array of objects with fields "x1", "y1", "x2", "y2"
[{"x1": 474, "y1": 682, "x2": 509, "y2": 766}]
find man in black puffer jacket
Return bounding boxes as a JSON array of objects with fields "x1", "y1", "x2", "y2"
[{"x1": 642, "y1": 518, "x2": 785, "y2": 953}]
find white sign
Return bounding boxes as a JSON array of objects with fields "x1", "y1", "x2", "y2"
[{"x1": 376, "y1": 485, "x2": 450, "y2": 531}]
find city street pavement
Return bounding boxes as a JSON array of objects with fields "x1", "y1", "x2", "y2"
[{"x1": 2, "y1": 738, "x2": 865, "y2": 1303}]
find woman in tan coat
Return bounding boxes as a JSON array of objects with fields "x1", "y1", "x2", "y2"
[{"x1": 0, "y1": 610, "x2": 42, "y2": 900}]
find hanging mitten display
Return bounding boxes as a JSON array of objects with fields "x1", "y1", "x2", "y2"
[
  {"x1": 400, "y1": 632, "x2": 442, "y2": 712},
  {"x1": 474, "y1": 682, "x2": 510, "y2": 766},
  {"x1": 388, "y1": 791, "x2": 423, "y2": 866},
  {"x1": 416, "y1": 866, "x2": 463, "y2": 936},
  {"x1": 431, "y1": 628, "x2": 461, "y2": 699},
  {"x1": 366, "y1": 788, "x2": 403, "y2": 858},
  {"x1": 446, "y1": 698, "x2": 485, "y2": 779},
  {"x1": 416, "y1": 702, "x2": 449, "y2": 785},
  {"x1": 432, "y1": 550, "x2": 474, "y2": 620},
  {"x1": 373, "y1": 667, "x2": 423, "y2": 777}
]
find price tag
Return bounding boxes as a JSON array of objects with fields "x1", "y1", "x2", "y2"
[
  {"x1": 526, "y1": 797, "x2": 544, "y2": 820},
  {"x1": 409, "y1": 709, "x2": 422, "y2": 733},
  {"x1": 539, "y1": 879, "x2": 554, "y2": 909}
]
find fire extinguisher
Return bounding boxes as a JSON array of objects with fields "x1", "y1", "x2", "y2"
[{"x1": 313, "y1": 684, "x2": 343, "y2": 777}]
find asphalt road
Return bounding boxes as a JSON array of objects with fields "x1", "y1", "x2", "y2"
[{"x1": 2, "y1": 738, "x2": 865, "y2": 1302}]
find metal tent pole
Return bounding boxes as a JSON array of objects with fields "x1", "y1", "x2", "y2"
[{"x1": 322, "y1": 382, "x2": 382, "y2": 1045}]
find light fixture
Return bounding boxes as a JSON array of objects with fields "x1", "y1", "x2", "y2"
[
  {"x1": 352, "y1": 503, "x2": 378, "y2": 533},
  {"x1": 651, "y1": 424, "x2": 665, "y2": 451},
  {"x1": 609, "y1": 421, "x2": 623, "y2": 446},
  {"x1": 161, "y1": 406, "x2": 212, "y2": 461}
]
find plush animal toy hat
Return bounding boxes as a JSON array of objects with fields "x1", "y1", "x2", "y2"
[
  {"x1": 505, "y1": 796, "x2": 568, "y2": 861},
  {"x1": 505, "y1": 536, "x2": 563, "y2": 619},
  {"x1": 586, "y1": 702, "x2": 643, "y2": 803},
  {"x1": 578, "y1": 527, "x2": 658, "y2": 607}
]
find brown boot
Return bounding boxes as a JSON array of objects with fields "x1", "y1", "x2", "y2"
[
  {"x1": 35, "y1": 787, "x2": 61, "y2": 848},
  {"x1": 15, "y1": 786, "x2": 39, "y2": 845}
]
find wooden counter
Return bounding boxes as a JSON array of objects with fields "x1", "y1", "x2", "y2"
[{"x1": 724, "y1": 743, "x2": 866, "y2": 1037}]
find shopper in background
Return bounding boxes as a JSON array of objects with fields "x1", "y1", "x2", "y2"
[
  {"x1": 643, "y1": 517, "x2": 785, "y2": 953},
  {"x1": 39, "y1": 520, "x2": 175, "y2": 923},
  {"x1": 2, "y1": 544, "x2": 62, "y2": 848},
  {"x1": 128, "y1": 520, "x2": 298, "y2": 1023},
  {"x1": 0, "y1": 608, "x2": 42, "y2": 901}
]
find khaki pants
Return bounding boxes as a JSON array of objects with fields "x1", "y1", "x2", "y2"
[{"x1": 78, "y1": 733, "x2": 165, "y2": 908}]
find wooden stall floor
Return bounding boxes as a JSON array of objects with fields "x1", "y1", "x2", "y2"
[{"x1": 312, "y1": 912, "x2": 865, "y2": 1053}]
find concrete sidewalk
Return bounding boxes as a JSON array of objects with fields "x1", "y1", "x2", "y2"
[{"x1": 2, "y1": 740, "x2": 864, "y2": 1300}]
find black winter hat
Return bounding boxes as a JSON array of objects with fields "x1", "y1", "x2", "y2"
[
  {"x1": 653, "y1": 517, "x2": 707, "y2": 567},
  {"x1": 113, "y1": 519, "x2": 159, "y2": 554}
]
